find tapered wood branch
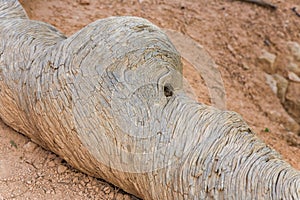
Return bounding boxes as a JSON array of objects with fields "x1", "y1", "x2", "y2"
[{"x1": 237, "y1": 0, "x2": 277, "y2": 10}]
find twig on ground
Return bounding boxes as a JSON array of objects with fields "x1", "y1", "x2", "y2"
[
  {"x1": 236, "y1": 0, "x2": 277, "y2": 10},
  {"x1": 291, "y1": 7, "x2": 300, "y2": 17}
]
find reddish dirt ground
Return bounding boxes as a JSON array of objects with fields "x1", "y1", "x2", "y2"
[{"x1": 0, "y1": 0, "x2": 299, "y2": 199}]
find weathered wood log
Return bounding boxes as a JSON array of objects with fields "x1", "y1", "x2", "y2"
[{"x1": 0, "y1": 1, "x2": 299, "y2": 199}]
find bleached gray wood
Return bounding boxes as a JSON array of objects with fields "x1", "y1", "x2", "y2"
[{"x1": 0, "y1": 1, "x2": 299, "y2": 199}]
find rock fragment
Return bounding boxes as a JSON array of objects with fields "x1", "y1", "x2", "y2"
[
  {"x1": 287, "y1": 41, "x2": 300, "y2": 61},
  {"x1": 57, "y1": 165, "x2": 68, "y2": 174},
  {"x1": 287, "y1": 62, "x2": 300, "y2": 77},
  {"x1": 264, "y1": 73, "x2": 277, "y2": 94},
  {"x1": 258, "y1": 50, "x2": 277, "y2": 74},
  {"x1": 103, "y1": 186, "x2": 111, "y2": 194},
  {"x1": 273, "y1": 74, "x2": 288, "y2": 103},
  {"x1": 23, "y1": 141, "x2": 37, "y2": 153},
  {"x1": 285, "y1": 82, "x2": 300, "y2": 125},
  {"x1": 288, "y1": 71, "x2": 300, "y2": 82},
  {"x1": 48, "y1": 161, "x2": 56, "y2": 167}
]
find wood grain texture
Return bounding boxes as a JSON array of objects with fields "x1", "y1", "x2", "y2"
[{"x1": 0, "y1": 1, "x2": 299, "y2": 199}]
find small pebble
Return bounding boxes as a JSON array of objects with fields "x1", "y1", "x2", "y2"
[
  {"x1": 57, "y1": 165, "x2": 68, "y2": 174},
  {"x1": 23, "y1": 141, "x2": 37, "y2": 153},
  {"x1": 80, "y1": 180, "x2": 85, "y2": 186},
  {"x1": 108, "y1": 192, "x2": 114, "y2": 199},
  {"x1": 115, "y1": 193, "x2": 124, "y2": 200},
  {"x1": 123, "y1": 194, "x2": 132, "y2": 200},
  {"x1": 72, "y1": 177, "x2": 79, "y2": 183},
  {"x1": 103, "y1": 186, "x2": 111, "y2": 194},
  {"x1": 288, "y1": 71, "x2": 300, "y2": 82},
  {"x1": 48, "y1": 161, "x2": 56, "y2": 167}
]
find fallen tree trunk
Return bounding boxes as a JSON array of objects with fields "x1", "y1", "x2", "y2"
[{"x1": 0, "y1": 1, "x2": 299, "y2": 199}]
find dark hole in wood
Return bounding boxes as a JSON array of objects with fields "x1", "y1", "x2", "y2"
[{"x1": 164, "y1": 84, "x2": 173, "y2": 97}]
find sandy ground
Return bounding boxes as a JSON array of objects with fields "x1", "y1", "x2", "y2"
[{"x1": 1, "y1": 0, "x2": 300, "y2": 199}]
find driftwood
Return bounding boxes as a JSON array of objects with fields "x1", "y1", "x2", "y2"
[
  {"x1": 237, "y1": 0, "x2": 277, "y2": 10},
  {"x1": 0, "y1": 1, "x2": 299, "y2": 199},
  {"x1": 292, "y1": 7, "x2": 300, "y2": 18}
]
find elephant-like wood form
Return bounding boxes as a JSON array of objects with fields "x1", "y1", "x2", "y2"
[{"x1": 0, "y1": 1, "x2": 299, "y2": 199}]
